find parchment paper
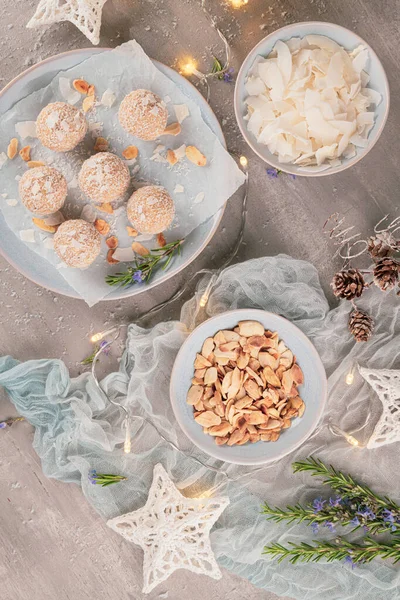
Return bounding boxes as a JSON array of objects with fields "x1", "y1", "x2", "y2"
[{"x1": 0, "y1": 40, "x2": 245, "y2": 306}]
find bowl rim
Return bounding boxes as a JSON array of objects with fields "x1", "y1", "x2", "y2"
[
  {"x1": 0, "y1": 48, "x2": 226, "y2": 301},
  {"x1": 170, "y1": 308, "x2": 328, "y2": 465},
  {"x1": 234, "y1": 21, "x2": 391, "y2": 177}
]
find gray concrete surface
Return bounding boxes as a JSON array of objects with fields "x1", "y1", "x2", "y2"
[{"x1": 0, "y1": 0, "x2": 399, "y2": 598}]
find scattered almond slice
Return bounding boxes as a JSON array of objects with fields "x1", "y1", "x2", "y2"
[
  {"x1": 126, "y1": 226, "x2": 138, "y2": 237},
  {"x1": 166, "y1": 149, "x2": 178, "y2": 165},
  {"x1": 27, "y1": 160, "x2": 45, "y2": 168},
  {"x1": 32, "y1": 217, "x2": 57, "y2": 233},
  {"x1": 82, "y1": 95, "x2": 95, "y2": 112},
  {"x1": 7, "y1": 138, "x2": 18, "y2": 160},
  {"x1": 19, "y1": 146, "x2": 31, "y2": 161},
  {"x1": 87, "y1": 85, "x2": 95, "y2": 96},
  {"x1": 106, "y1": 236, "x2": 118, "y2": 249},
  {"x1": 97, "y1": 203, "x2": 114, "y2": 214},
  {"x1": 94, "y1": 136, "x2": 108, "y2": 152},
  {"x1": 185, "y1": 145, "x2": 207, "y2": 167},
  {"x1": 157, "y1": 233, "x2": 166, "y2": 247},
  {"x1": 94, "y1": 218, "x2": 110, "y2": 236},
  {"x1": 122, "y1": 145, "x2": 138, "y2": 160},
  {"x1": 131, "y1": 241, "x2": 150, "y2": 257},
  {"x1": 73, "y1": 79, "x2": 90, "y2": 94},
  {"x1": 106, "y1": 249, "x2": 119, "y2": 264},
  {"x1": 162, "y1": 122, "x2": 181, "y2": 136}
]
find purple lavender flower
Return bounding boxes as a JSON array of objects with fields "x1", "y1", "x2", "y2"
[
  {"x1": 350, "y1": 516, "x2": 360, "y2": 527},
  {"x1": 329, "y1": 496, "x2": 342, "y2": 507},
  {"x1": 311, "y1": 522, "x2": 319, "y2": 534},
  {"x1": 132, "y1": 270, "x2": 143, "y2": 284},
  {"x1": 312, "y1": 497, "x2": 326, "y2": 513},
  {"x1": 382, "y1": 509, "x2": 397, "y2": 531},
  {"x1": 100, "y1": 340, "x2": 110, "y2": 356},
  {"x1": 323, "y1": 521, "x2": 336, "y2": 533},
  {"x1": 267, "y1": 168, "x2": 279, "y2": 178},
  {"x1": 223, "y1": 67, "x2": 235, "y2": 83},
  {"x1": 88, "y1": 469, "x2": 97, "y2": 485},
  {"x1": 344, "y1": 555, "x2": 355, "y2": 569},
  {"x1": 289, "y1": 174, "x2": 297, "y2": 180},
  {"x1": 0, "y1": 422, "x2": 7, "y2": 429}
]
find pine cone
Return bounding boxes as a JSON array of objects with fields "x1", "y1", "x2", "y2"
[
  {"x1": 367, "y1": 234, "x2": 394, "y2": 259},
  {"x1": 331, "y1": 268, "x2": 365, "y2": 300},
  {"x1": 349, "y1": 309, "x2": 374, "y2": 342},
  {"x1": 373, "y1": 257, "x2": 400, "y2": 291}
]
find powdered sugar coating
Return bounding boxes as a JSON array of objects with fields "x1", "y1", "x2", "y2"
[
  {"x1": 54, "y1": 219, "x2": 101, "y2": 268},
  {"x1": 127, "y1": 185, "x2": 175, "y2": 234},
  {"x1": 119, "y1": 90, "x2": 168, "y2": 140},
  {"x1": 19, "y1": 166, "x2": 67, "y2": 215},
  {"x1": 36, "y1": 102, "x2": 88, "y2": 152},
  {"x1": 79, "y1": 152, "x2": 130, "y2": 203}
]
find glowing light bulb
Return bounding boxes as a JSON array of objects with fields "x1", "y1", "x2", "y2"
[
  {"x1": 180, "y1": 58, "x2": 197, "y2": 76},
  {"x1": 124, "y1": 438, "x2": 131, "y2": 454},
  {"x1": 239, "y1": 155, "x2": 248, "y2": 167},
  {"x1": 230, "y1": 0, "x2": 248, "y2": 8},
  {"x1": 345, "y1": 372, "x2": 355, "y2": 385},
  {"x1": 199, "y1": 293, "x2": 209, "y2": 308},
  {"x1": 91, "y1": 332, "x2": 103, "y2": 343},
  {"x1": 346, "y1": 435, "x2": 359, "y2": 447}
]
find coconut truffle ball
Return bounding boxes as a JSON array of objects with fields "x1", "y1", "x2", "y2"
[
  {"x1": 127, "y1": 186, "x2": 175, "y2": 234},
  {"x1": 36, "y1": 102, "x2": 87, "y2": 152},
  {"x1": 19, "y1": 166, "x2": 67, "y2": 216},
  {"x1": 78, "y1": 152, "x2": 130, "y2": 204},
  {"x1": 54, "y1": 219, "x2": 101, "y2": 268},
  {"x1": 118, "y1": 90, "x2": 168, "y2": 140}
]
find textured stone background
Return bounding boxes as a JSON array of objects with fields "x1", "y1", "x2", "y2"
[{"x1": 0, "y1": 0, "x2": 398, "y2": 598}]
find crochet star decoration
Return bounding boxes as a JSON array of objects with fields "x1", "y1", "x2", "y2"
[
  {"x1": 107, "y1": 464, "x2": 230, "y2": 594},
  {"x1": 359, "y1": 366, "x2": 400, "y2": 449},
  {"x1": 27, "y1": 0, "x2": 109, "y2": 45}
]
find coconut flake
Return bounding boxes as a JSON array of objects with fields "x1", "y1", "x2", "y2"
[
  {"x1": 59, "y1": 77, "x2": 81, "y2": 105},
  {"x1": 0, "y1": 153, "x2": 7, "y2": 169},
  {"x1": 173, "y1": 104, "x2": 189, "y2": 124},
  {"x1": 15, "y1": 121, "x2": 37, "y2": 139},
  {"x1": 43, "y1": 237, "x2": 55, "y2": 250},
  {"x1": 193, "y1": 192, "x2": 205, "y2": 204},
  {"x1": 113, "y1": 247, "x2": 135, "y2": 262},
  {"x1": 80, "y1": 204, "x2": 97, "y2": 223},
  {"x1": 20, "y1": 229, "x2": 36, "y2": 243},
  {"x1": 6, "y1": 199, "x2": 18, "y2": 206},
  {"x1": 44, "y1": 211, "x2": 65, "y2": 226},
  {"x1": 174, "y1": 184, "x2": 184, "y2": 193},
  {"x1": 101, "y1": 89, "x2": 116, "y2": 107}
]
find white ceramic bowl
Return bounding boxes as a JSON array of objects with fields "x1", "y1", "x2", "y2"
[
  {"x1": 170, "y1": 309, "x2": 327, "y2": 465},
  {"x1": 234, "y1": 21, "x2": 390, "y2": 177}
]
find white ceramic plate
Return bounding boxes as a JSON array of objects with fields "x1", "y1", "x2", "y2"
[
  {"x1": 170, "y1": 309, "x2": 327, "y2": 465},
  {"x1": 0, "y1": 49, "x2": 225, "y2": 300},
  {"x1": 234, "y1": 21, "x2": 390, "y2": 177}
]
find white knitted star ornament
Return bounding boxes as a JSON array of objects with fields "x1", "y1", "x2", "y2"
[
  {"x1": 359, "y1": 366, "x2": 400, "y2": 449},
  {"x1": 107, "y1": 463, "x2": 230, "y2": 593},
  {"x1": 27, "y1": 0, "x2": 109, "y2": 45}
]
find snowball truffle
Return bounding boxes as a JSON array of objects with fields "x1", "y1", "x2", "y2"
[
  {"x1": 54, "y1": 219, "x2": 101, "y2": 268},
  {"x1": 78, "y1": 152, "x2": 130, "y2": 204},
  {"x1": 36, "y1": 102, "x2": 87, "y2": 152},
  {"x1": 127, "y1": 186, "x2": 175, "y2": 234},
  {"x1": 19, "y1": 166, "x2": 67, "y2": 215},
  {"x1": 118, "y1": 90, "x2": 168, "y2": 140}
]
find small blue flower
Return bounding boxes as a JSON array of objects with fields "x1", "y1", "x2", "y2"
[
  {"x1": 100, "y1": 340, "x2": 110, "y2": 356},
  {"x1": 344, "y1": 555, "x2": 355, "y2": 569},
  {"x1": 88, "y1": 469, "x2": 97, "y2": 484},
  {"x1": 223, "y1": 67, "x2": 235, "y2": 82},
  {"x1": 312, "y1": 497, "x2": 326, "y2": 513},
  {"x1": 132, "y1": 270, "x2": 143, "y2": 283},
  {"x1": 267, "y1": 168, "x2": 279, "y2": 178},
  {"x1": 0, "y1": 422, "x2": 7, "y2": 429},
  {"x1": 289, "y1": 173, "x2": 297, "y2": 180},
  {"x1": 357, "y1": 506, "x2": 376, "y2": 520},
  {"x1": 329, "y1": 495, "x2": 342, "y2": 507},
  {"x1": 311, "y1": 522, "x2": 319, "y2": 534},
  {"x1": 350, "y1": 516, "x2": 360, "y2": 527},
  {"x1": 323, "y1": 521, "x2": 336, "y2": 533}
]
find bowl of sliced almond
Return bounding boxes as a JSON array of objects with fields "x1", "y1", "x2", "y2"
[{"x1": 170, "y1": 309, "x2": 327, "y2": 465}]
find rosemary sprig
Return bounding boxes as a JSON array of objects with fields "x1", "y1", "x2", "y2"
[
  {"x1": 88, "y1": 470, "x2": 127, "y2": 487},
  {"x1": 212, "y1": 56, "x2": 224, "y2": 79},
  {"x1": 264, "y1": 537, "x2": 400, "y2": 565},
  {"x1": 293, "y1": 457, "x2": 400, "y2": 512},
  {"x1": 81, "y1": 345, "x2": 100, "y2": 365},
  {"x1": 0, "y1": 416, "x2": 24, "y2": 429},
  {"x1": 105, "y1": 239, "x2": 183, "y2": 287}
]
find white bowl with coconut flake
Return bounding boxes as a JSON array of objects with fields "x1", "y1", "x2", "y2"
[{"x1": 234, "y1": 22, "x2": 390, "y2": 176}]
